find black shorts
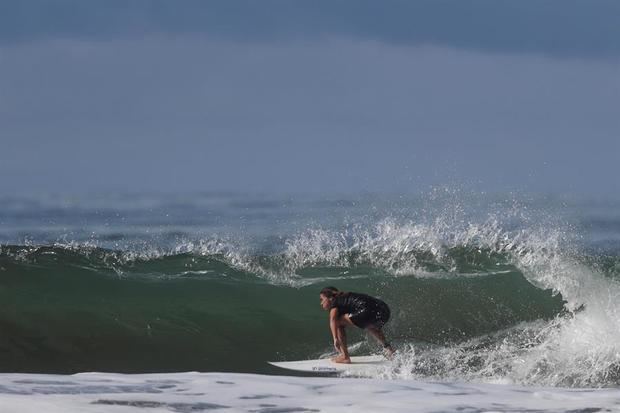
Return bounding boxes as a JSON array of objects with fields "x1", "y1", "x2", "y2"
[{"x1": 349, "y1": 301, "x2": 391, "y2": 329}]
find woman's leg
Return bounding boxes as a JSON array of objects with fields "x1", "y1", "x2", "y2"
[{"x1": 366, "y1": 325, "x2": 395, "y2": 356}]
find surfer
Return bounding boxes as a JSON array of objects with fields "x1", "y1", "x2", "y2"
[{"x1": 319, "y1": 286, "x2": 395, "y2": 363}]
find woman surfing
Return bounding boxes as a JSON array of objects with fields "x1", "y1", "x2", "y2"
[{"x1": 319, "y1": 286, "x2": 395, "y2": 363}]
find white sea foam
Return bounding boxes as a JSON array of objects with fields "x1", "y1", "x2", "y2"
[{"x1": 1, "y1": 371, "x2": 619, "y2": 413}]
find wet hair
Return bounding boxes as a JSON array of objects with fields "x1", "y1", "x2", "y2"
[{"x1": 320, "y1": 286, "x2": 342, "y2": 298}]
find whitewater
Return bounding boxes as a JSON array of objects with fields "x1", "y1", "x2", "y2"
[{"x1": 3, "y1": 371, "x2": 620, "y2": 413}]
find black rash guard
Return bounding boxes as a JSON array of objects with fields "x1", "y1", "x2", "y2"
[{"x1": 330, "y1": 292, "x2": 391, "y2": 329}]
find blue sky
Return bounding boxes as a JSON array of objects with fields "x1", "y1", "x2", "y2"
[{"x1": 1, "y1": 1, "x2": 619, "y2": 195}]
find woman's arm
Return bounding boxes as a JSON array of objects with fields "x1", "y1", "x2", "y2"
[{"x1": 329, "y1": 307, "x2": 341, "y2": 352}]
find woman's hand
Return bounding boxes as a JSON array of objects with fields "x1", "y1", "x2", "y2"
[{"x1": 333, "y1": 338, "x2": 342, "y2": 353}]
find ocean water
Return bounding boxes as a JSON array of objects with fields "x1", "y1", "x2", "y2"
[
  {"x1": 1, "y1": 190, "x2": 620, "y2": 411},
  {"x1": 3, "y1": 371, "x2": 620, "y2": 413}
]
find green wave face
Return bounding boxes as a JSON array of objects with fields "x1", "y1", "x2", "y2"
[{"x1": 0, "y1": 245, "x2": 564, "y2": 375}]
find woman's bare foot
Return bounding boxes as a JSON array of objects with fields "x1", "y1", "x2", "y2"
[
  {"x1": 331, "y1": 354, "x2": 351, "y2": 364},
  {"x1": 384, "y1": 346, "x2": 396, "y2": 360}
]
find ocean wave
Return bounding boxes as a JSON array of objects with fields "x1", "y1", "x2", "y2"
[{"x1": 2, "y1": 212, "x2": 620, "y2": 387}]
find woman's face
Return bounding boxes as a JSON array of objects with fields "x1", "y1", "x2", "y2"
[{"x1": 319, "y1": 294, "x2": 332, "y2": 310}]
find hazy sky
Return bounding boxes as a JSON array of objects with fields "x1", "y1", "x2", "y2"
[{"x1": 1, "y1": 1, "x2": 619, "y2": 195}]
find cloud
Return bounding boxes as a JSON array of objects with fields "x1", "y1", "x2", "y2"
[
  {"x1": 1, "y1": 35, "x2": 618, "y2": 194},
  {"x1": 1, "y1": 0, "x2": 619, "y2": 59}
]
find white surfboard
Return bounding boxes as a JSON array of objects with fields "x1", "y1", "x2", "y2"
[{"x1": 268, "y1": 355, "x2": 389, "y2": 374}]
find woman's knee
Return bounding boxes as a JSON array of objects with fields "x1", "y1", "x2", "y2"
[{"x1": 338, "y1": 314, "x2": 353, "y2": 327}]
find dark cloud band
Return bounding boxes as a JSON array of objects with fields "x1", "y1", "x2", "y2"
[{"x1": 1, "y1": 0, "x2": 619, "y2": 58}]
